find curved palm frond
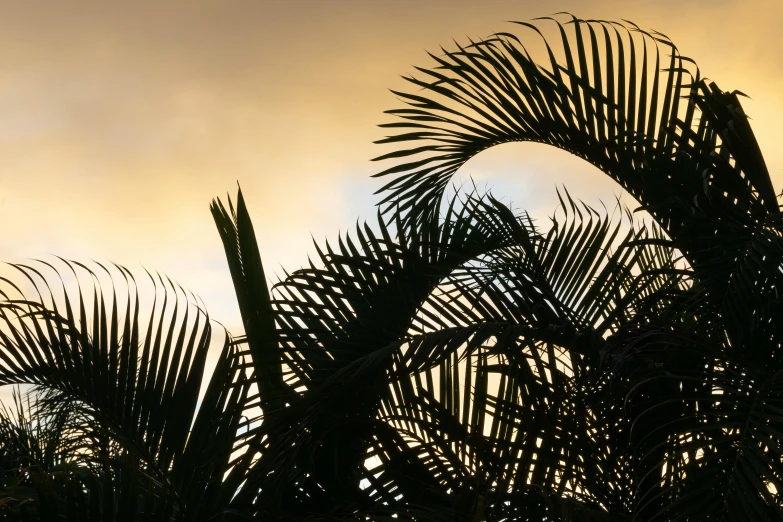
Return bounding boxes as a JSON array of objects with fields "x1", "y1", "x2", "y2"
[
  {"x1": 217, "y1": 188, "x2": 541, "y2": 515},
  {"x1": 373, "y1": 14, "x2": 781, "y2": 361},
  {"x1": 213, "y1": 183, "x2": 685, "y2": 520},
  {"x1": 0, "y1": 260, "x2": 254, "y2": 520},
  {"x1": 375, "y1": 14, "x2": 776, "y2": 230},
  {"x1": 368, "y1": 18, "x2": 783, "y2": 519},
  {"x1": 0, "y1": 12, "x2": 779, "y2": 522},
  {"x1": 365, "y1": 194, "x2": 686, "y2": 519}
]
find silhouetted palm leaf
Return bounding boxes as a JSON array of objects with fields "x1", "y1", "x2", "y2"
[
  {"x1": 1, "y1": 13, "x2": 780, "y2": 522},
  {"x1": 211, "y1": 185, "x2": 683, "y2": 520},
  {"x1": 0, "y1": 261, "x2": 254, "y2": 520},
  {"x1": 373, "y1": 15, "x2": 781, "y2": 365},
  {"x1": 370, "y1": 15, "x2": 782, "y2": 520}
]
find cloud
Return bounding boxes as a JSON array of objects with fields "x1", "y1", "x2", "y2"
[{"x1": 0, "y1": 0, "x2": 780, "y2": 354}]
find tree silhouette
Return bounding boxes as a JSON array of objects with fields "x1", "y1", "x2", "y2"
[{"x1": 0, "y1": 15, "x2": 780, "y2": 521}]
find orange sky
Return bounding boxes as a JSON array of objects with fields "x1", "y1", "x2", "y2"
[{"x1": 0, "y1": 0, "x2": 781, "y2": 339}]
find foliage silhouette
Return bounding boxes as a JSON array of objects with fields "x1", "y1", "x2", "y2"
[{"x1": 0, "y1": 14, "x2": 781, "y2": 521}]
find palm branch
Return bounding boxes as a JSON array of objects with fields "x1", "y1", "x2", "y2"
[
  {"x1": 0, "y1": 261, "x2": 255, "y2": 520},
  {"x1": 0, "y1": 13, "x2": 780, "y2": 522}
]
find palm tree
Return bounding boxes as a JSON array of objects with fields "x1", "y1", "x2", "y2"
[{"x1": 0, "y1": 14, "x2": 781, "y2": 521}]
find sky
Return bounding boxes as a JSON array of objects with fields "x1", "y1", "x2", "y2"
[{"x1": 0, "y1": 0, "x2": 782, "y2": 394}]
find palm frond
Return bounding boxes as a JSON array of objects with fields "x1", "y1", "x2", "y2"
[
  {"x1": 602, "y1": 323, "x2": 783, "y2": 520},
  {"x1": 0, "y1": 260, "x2": 253, "y2": 520},
  {"x1": 226, "y1": 184, "x2": 685, "y2": 519},
  {"x1": 373, "y1": 14, "x2": 781, "y2": 361}
]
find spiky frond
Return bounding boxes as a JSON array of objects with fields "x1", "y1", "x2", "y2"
[{"x1": 0, "y1": 261, "x2": 254, "y2": 520}]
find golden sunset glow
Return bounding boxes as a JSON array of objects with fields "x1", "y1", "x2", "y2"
[
  {"x1": 2, "y1": 4, "x2": 783, "y2": 517},
  {"x1": 1, "y1": 0, "x2": 781, "y2": 338}
]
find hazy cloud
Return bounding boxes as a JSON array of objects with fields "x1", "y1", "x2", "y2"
[{"x1": 0, "y1": 0, "x2": 780, "y2": 342}]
